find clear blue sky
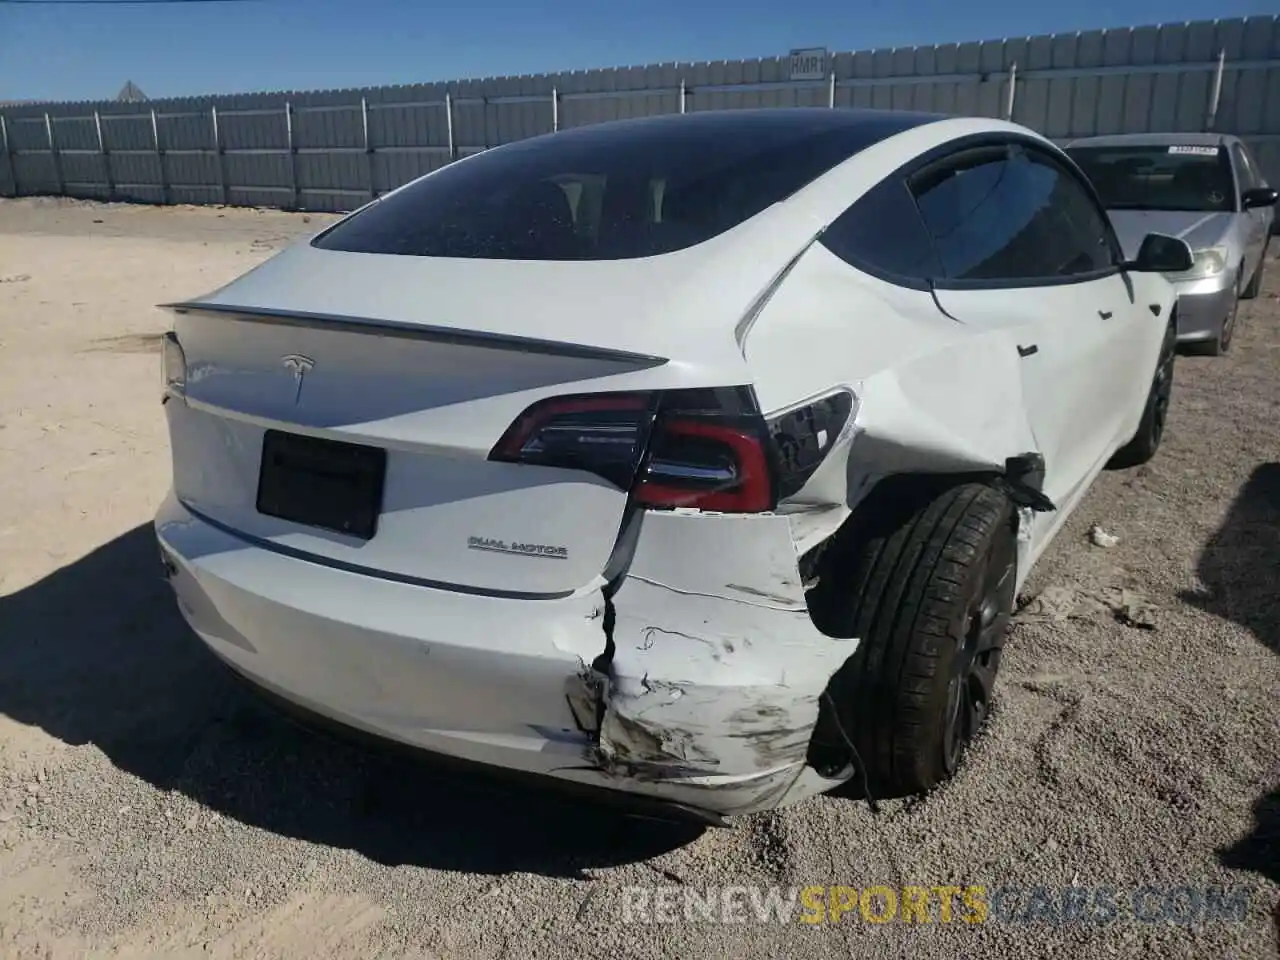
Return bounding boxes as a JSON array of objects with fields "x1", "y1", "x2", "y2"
[{"x1": 1, "y1": 0, "x2": 1276, "y2": 103}]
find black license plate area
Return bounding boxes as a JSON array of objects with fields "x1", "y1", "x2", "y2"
[{"x1": 256, "y1": 430, "x2": 386, "y2": 540}]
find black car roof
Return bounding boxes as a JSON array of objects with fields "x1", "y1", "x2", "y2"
[
  {"x1": 543, "y1": 106, "x2": 948, "y2": 151},
  {"x1": 313, "y1": 107, "x2": 953, "y2": 262}
]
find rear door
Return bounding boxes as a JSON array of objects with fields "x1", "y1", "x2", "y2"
[{"x1": 913, "y1": 141, "x2": 1148, "y2": 511}]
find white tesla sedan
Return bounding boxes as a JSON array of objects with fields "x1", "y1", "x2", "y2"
[{"x1": 155, "y1": 108, "x2": 1191, "y2": 823}]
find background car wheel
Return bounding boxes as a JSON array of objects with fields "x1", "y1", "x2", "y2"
[
  {"x1": 1187, "y1": 268, "x2": 1241, "y2": 357},
  {"x1": 1241, "y1": 242, "x2": 1268, "y2": 300},
  {"x1": 810, "y1": 481, "x2": 1017, "y2": 797},
  {"x1": 1109, "y1": 319, "x2": 1176, "y2": 468},
  {"x1": 1215, "y1": 271, "x2": 1241, "y2": 355}
]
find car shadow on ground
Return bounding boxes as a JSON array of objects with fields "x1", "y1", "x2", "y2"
[
  {"x1": 1181, "y1": 462, "x2": 1280, "y2": 887},
  {"x1": 0, "y1": 523, "x2": 701, "y2": 879}
]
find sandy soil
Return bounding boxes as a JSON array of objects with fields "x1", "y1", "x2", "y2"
[{"x1": 0, "y1": 196, "x2": 1277, "y2": 959}]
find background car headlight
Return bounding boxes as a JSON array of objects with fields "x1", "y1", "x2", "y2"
[
  {"x1": 161, "y1": 331, "x2": 186, "y2": 398},
  {"x1": 1168, "y1": 246, "x2": 1228, "y2": 281}
]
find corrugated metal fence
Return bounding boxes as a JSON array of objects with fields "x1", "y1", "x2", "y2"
[{"x1": 2, "y1": 15, "x2": 1278, "y2": 212}]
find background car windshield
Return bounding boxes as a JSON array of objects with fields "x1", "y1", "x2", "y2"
[
  {"x1": 313, "y1": 111, "x2": 931, "y2": 261},
  {"x1": 1066, "y1": 145, "x2": 1235, "y2": 212}
]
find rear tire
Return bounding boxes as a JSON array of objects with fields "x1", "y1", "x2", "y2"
[
  {"x1": 810, "y1": 482, "x2": 1017, "y2": 797},
  {"x1": 1110, "y1": 318, "x2": 1176, "y2": 468}
]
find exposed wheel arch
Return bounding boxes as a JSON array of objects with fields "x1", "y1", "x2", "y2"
[
  {"x1": 799, "y1": 466, "x2": 1039, "y2": 628},
  {"x1": 803, "y1": 478, "x2": 1019, "y2": 796}
]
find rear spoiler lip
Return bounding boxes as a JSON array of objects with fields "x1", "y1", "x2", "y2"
[{"x1": 162, "y1": 301, "x2": 671, "y2": 368}]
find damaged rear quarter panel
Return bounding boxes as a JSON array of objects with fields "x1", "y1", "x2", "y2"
[
  {"x1": 743, "y1": 243, "x2": 1040, "y2": 556},
  {"x1": 600, "y1": 509, "x2": 856, "y2": 810},
  {"x1": 587, "y1": 241, "x2": 1050, "y2": 810}
]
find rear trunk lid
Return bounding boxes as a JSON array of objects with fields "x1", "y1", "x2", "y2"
[{"x1": 167, "y1": 220, "x2": 807, "y2": 597}]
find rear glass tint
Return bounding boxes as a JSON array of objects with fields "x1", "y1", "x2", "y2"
[{"x1": 313, "y1": 109, "x2": 939, "y2": 261}]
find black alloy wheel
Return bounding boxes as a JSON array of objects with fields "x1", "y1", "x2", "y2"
[{"x1": 942, "y1": 515, "x2": 1016, "y2": 776}]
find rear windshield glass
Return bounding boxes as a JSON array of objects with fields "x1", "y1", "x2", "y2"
[
  {"x1": 313, "y1": 110, "x2": 935, "y2": 261},
  {"x1": 1066, "y1": 144, "x2": 1235, "y2": 213}
]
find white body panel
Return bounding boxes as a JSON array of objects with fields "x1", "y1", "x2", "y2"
[
  {"x1": 172, "y1": 314, "x2": 661, "y2": 596},
  {"x1": 743, "y1": 244, "x2": 1042, "y2": 556},
  {"x1": 933, "y1": 276, "x2": 1145, "y2": 509},
  {"x1": 155, "y1": 112, "x2": 1177, "y2": 817}
]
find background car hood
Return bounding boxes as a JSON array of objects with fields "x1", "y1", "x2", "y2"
[{"x1": 1107, "y1": 209, "x2": 1234, "y2": 258}]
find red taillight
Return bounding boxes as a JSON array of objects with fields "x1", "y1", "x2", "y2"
[
  {"x1": 489, "y1": 387, "x2": 777, "y2": 514},
  {"x1": 489, "y1": 392, "x2": 656, "y2": 489},
  {"x1": 633, "y1": 417, "x2": 774, "y2": 512}
]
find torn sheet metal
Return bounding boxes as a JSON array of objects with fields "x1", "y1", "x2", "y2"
[{"x1": 596, "y1": 509, "x2": 856, "y2": 814}]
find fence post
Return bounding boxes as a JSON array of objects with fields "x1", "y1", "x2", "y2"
[
  {"x1": 285, "y1": 101, "x2": 301, "y2": 210},
  {"x1": 1004, "y1": 62, "x2": 1018, "y2": 121},
  {"x1": 828, "y1": 71, "x2": 836, "y2": 108},
  {"x1": 211, "y1": 106, "x2": 229, "y2": 206},
  {"x1": 151, "y1": 108, "x2": 168, "y2": 204},
  {"x1": 45, "y1": 113, "x2": 64, "y2": 196},
  {"x1": 551, "y1": 87, "x2": 559, "y2": 132},
  {"x1": 679, "y1": 79, "x2": 687, "y2": 114},
  {"x1": 0, "y1": 116, "x2": 12, "y2": 197},
  {"x1": 94, "y1": 110, "x2": 114, "y2": 200},
  {"x1": 445, "y1": 92, "x2": 456, "y2": 160},
  {"x1": 1205, "y1": 49, "x2": 1226, "y2": 131},
  {"x1": 361, "y1": 96, "x2": 375, "y2": 201}
]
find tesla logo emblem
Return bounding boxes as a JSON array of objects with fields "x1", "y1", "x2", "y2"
[{"x1": 281, "y1": 354, "x2": 315, "y2": 403}]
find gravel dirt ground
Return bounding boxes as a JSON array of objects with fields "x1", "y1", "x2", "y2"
[{"x1": 0, "y1": 196, "x2": 1277, "y2": 959}]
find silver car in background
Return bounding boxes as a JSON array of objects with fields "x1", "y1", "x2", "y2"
[{"x1": 1067, "y1": 132, "x2": 1277, "y2": 355}]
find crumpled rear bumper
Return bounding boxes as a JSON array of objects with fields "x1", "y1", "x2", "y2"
[
  {"x1": 156, "y1": 493, "x2": 856, "y2": 818},
  {"x1": 590, "y1": 509, "x2": 858, "y2": 812}
]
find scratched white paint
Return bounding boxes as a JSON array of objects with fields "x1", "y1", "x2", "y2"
[{"x1": 601, "y1": 510, "x2": 856, "y2": 814}]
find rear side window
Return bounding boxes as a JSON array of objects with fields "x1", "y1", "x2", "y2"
[
  {"x1": 820, "y1": 178, "x2": 943, "y2": 285},
  {"x1": 911, "y1": 145, "x2": 1114, "y2": 283},
  {"x1": 314, "y1": 111, "x2": 937, "y2": 261}
]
